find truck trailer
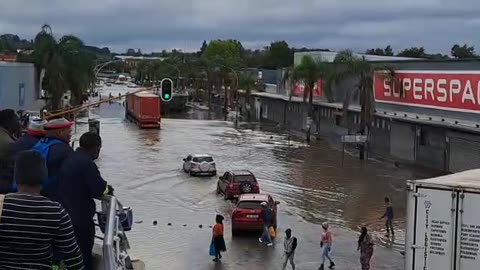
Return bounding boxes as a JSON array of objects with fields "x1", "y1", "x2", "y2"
[
  {"x1": 406, "y1": 169, "x2": 480, "y2": 270},
  {"x1": 125, "y1": 91, "x2": 161, "y2": 129}
]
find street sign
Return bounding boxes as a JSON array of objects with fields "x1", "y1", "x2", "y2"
[{"x1": 341, "y1": 135, "x2": 368, "y2": 143}]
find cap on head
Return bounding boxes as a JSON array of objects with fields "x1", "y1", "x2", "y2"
[
  {"x1": 44, "y1": 118, "x2": 73, "y2": 130},
  {"x1": 15, "y1": 150, "x2": 47, "y2": 186},
  {"x1": 28, "y1": 119, "x2": 47, "y2": 132}
]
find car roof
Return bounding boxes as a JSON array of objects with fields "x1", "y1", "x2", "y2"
[
  {"x1": 192, "y1": 154, "x2": 212, "y2": 157},
  {"x1": 230, "y1": 170, "x2": 253, "y2": 176},
  {"x1": 238, "y1": 194, "x2": 269, "y2": 201}
]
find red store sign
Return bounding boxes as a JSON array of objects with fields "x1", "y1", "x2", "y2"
[
  {"x1": 292, "y1": 79, "x2": 323, "y2": 97},
  {"x1": 374, "y1": 70, "x2": 480, "y2": 113}
]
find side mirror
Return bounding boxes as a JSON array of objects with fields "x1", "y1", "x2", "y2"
[{"x1": 275, "y1": 201, "x2": 280, "y2": 205}]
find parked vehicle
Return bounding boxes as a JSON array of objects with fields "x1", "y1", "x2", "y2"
[
  {"x1": 231, "y1": 194, "x2": 279, "y2": 235},
  {"x1": 125, "y1": 91, "x2": 161, "y2": 129},
  {"x1": 182, "y1": 154, "x2": 216, "y2": 176},
  {"x1": 405, "y1": 169, "x2": 480, "y2": 270},
  {"x1": 217, "y1": 170, "x2": 260, "y2": 200}
]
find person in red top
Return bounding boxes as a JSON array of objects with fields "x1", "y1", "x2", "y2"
[
  {"x1": 319, "y1": 222, "x2": 335, "y2": 269},
  {"x1": 211, "y1": 214, "x2": 226, "y2": 262}
]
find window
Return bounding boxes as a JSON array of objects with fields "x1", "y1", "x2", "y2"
[
  {"x1": 234, "y1": 175, "x2": 256, "y2": 182},
  {"x1": 236, "y1": 201, "x2": 263, "y2": 209},
  {"x1": 192, "y1": 156, "x2": 213, "y2": 162},
  {"x1": 18, "y1": 83, "x2": 25, "y2": 107}
]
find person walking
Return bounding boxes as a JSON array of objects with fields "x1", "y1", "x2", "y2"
[
  {"x1": 57, "y1": 132, "x2": 113, "y2": 270},
  {"x1": 0, "y1": 150, "x2": 84, "y2": 269},
  {"x1": 259, "y1": 201, "x2": 273, "y2": 247},
  {"x1": 380, "y1": 197, "x2": 394, "y2": 236},
  {"x1": 319, "y1": 222, "x2": 335, "y2": 269},
  {"x1": 282, "y1": 228, "x2": 297, "y2": 270},
  {"x1": 211, "y1": 214, "x2": 226, "y2": 262},
  {"x1": 358, "y1": 227, "x2": 374, "y2": 270}
]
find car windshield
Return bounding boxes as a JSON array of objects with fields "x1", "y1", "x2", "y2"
[
  {"x1": 236, "y1": 201, "x2": 264, "y2": 209},
  {"x1": 192, "y1": 156, "x2": 213, "y2": 162},
  {"x1": 234, "y1": 175, "x2": 255, "y2": 182}
]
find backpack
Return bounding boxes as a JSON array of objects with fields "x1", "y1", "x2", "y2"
[{"x1": 12, "y1": 138, "x2": 64, "y2": 192}]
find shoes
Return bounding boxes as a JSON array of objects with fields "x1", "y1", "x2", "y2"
[
  {"x1": 329, "y1": 262, "x2": 335, "y2": 269},
  {"x1": 259, "y1": 238, "x2": 263, "y2": 243},
  {"x1": 213, "y1": 258, "x2": 218, "y2": 262},
  {"x1": 318, "y1": 264, "x2": 324, "y2": 270},
  {"x1": 267, "y1": 243, "x2": 273, "y2": 247}
]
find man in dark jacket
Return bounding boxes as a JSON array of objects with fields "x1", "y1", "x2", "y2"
[
  {"x1": 11, "y1": 118, "x2": 47, "y2": 153},
  {"x1": 0, "y1": 109, "x2": 20, "y2": 194},
  {"x1": 282, "y1": 228, "x2": 297, "y2": 270},
  {"x1": 259, "y1": 201, "x2": 273, "y2": 246},
  {"x1": 58, "y1": 132, "x2": 112, "y2": 270},
  {"x1": 31, "y1": 118, "x2": 74, "y2": 200}
]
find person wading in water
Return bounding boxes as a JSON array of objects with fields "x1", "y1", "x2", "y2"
[
  {"x1": 212, "y1": 214, "x2": 226, "y2": 262},
  {"x1": 358, "y1": 226, "x2": 374, "y2": 270}
]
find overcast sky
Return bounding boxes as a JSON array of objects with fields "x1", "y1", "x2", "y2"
[{"x1": 1, "y1": 0, "x2": 479, "y2": 54}]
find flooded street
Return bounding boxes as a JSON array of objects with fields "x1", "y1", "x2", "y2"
[{"x1": 77, "y1": 87, "x2": 436, "y2": 270}]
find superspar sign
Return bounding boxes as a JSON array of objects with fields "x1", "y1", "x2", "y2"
[{"x1": 374, "y1": 70, "x2": 480, "y2": 113}]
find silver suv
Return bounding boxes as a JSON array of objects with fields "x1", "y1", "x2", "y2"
[{"x1": 183, "y1": 154, "x2": 217, "y2": 176}]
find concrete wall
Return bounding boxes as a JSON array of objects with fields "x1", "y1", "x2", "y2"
[{"x1": 0, "y1": 61, "x2": 42, "y2": 111}]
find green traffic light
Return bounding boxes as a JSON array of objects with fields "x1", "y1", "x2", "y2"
[{"x1": 164, "y1": 93, "x2": 171, "y2": 99}]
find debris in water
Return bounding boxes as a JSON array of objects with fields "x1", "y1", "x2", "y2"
[
  {"x1": 135, "y1": 220, "x2": 143, "y2": 224},
  {"x1": 153, "y1": 220, "x2": 158, "y2": 226},
  {"x1": 199, "y1": 225, "x2": 203, "y2": 228},
  {"x1": 183, "y1": 224, "x2": 187, "y2": 227},
  {"x1": 167, "y1": 223, "x2": 172, "y2": 226}
]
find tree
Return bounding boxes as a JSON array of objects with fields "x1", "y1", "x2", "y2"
[
  {"x1": 333, "y1": 50, "x2": 398, "y2": 158},
  {"x1": 262, "y1": 40, "x2": 293, "y2": 69},
  {"x1": 397, "y1": 47, "x2": 427, "y2": 58},
  {"x1": 451, "y1": 44, "x2": 476, "y2": 59},
  {"x1": 365, "y1": 45, "x2": 393, "y2": 56},
  {"x1": 201, "y1": 39, "x2": 244, "y2": 115},
  {"x1": 32, "y1": 24, "x2": 95, "y2": 109},
  {"x1": 292, "y1": 55, "x2": 330, "y2": 142},
  {"x1": 199, "y1": 40, "x2": 208, "y2": 56}
]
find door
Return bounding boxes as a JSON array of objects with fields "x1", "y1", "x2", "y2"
[
  {"x1": 448, "y1": 137, "x2": 480, "y2": 173},
  {"x1": 457, "y1": 191, "x2": 480, "y2": 270},
  {"x1": 390, "y1": 122, "x2": 416, "y2": 161},
  {"x1": 412, "y1": 187, "x2": 456, "y2": 270},
  {"x1": 220, "y1": 172, "x2": 230, "y2": 192}
]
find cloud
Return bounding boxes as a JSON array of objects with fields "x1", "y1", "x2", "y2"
[{"x1": 0, "y1": 0, "x2": 480, "y2": 54}]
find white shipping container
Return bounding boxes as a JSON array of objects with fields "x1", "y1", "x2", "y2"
[{"x1": 406, "y1": 169, "x2": 480, "y2": 270}]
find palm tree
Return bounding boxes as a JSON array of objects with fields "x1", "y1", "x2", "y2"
[
  {"x1": 333, "y1": 50, "x2": 399, "y2": 159},
  {"x1": 292, "y1": 55, "x2": 331, "y2": 142},
  {"x1": 33, "y1": 25, "x2": 95, "y2": 109}
]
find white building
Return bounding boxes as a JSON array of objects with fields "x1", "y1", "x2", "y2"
[{"x1": 0, "y1": 61, "x2": 44, "y2": 111}]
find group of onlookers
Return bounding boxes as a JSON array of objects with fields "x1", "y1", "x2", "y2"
[{"x1": 0, "y1": 109, "x2": 112, "y2": 270}]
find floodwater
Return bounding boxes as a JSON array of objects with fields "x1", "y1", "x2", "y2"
[{"x1": 76, "y1": 86, "x2": 436, "y2": 270}]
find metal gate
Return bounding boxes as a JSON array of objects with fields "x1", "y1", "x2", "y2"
[{"x1": 448, "y1": 137, "x2": 480, "y2": 172}]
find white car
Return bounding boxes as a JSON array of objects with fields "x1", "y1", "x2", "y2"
[{"x1": 183, "y1": 154, "x2": 217, "y2": 176}]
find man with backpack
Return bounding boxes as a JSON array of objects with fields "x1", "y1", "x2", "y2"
[
  {"x1": 30, "y1": 118, "x2": 74, "y2": 200},
  {"x1": 282, "y1": 228, "x2": 297, "y2": 270}
]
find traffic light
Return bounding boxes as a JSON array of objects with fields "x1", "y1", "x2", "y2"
[{"x1": 160, "y1": 78, "x2": 173, "y2": 102}]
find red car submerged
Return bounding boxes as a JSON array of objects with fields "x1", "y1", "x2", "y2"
[
  {"x1": 216, "y1": 170, "x2": 260, "y2": 200},
  {"x1": 231, "y1": 194, "x2": 279, "y2": 235}
]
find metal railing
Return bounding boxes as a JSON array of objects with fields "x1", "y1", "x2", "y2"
[{"x1": 100, "y1": 195, "x2": 132, "y2": 270}]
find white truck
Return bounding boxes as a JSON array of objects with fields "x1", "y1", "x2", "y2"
[{"x1": 406, "y1": 169, "x2": 480, "y2": 270}]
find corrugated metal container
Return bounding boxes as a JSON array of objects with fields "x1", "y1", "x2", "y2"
[
  {"x1": 0, "y1": 61, "x2": 44, "y2": 111},
  {"x1": 125, "y1": 91, "x2": 161, "y2": 129}
]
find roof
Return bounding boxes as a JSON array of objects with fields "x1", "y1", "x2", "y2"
[
  {"x1": 411, "y1": 169, "x2": 480, "y2": 190},
  {"x1": 294, "y1": 51, "x2": 422, "y2": 65},
  {"x1": 192, "y1": 154, "x2": 212, "y2": 157},
  {"x1": 239, "y1": 194, "x2": 269, "y2": 201},
  {"x1": 134, "y1": 91, "x2": 159, "y2": 98},
  {"x1": 231, "y1": 170, "x2": 253, "y2": 176}
]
